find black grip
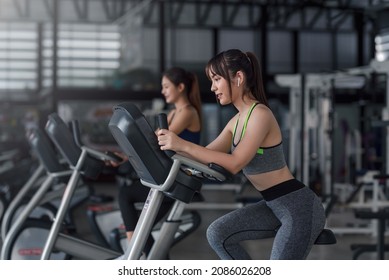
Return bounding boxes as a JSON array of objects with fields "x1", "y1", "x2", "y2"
[
  {"x1": 157, "y1": 113, "x2": 169, "y2": 130},
  {"x1": 157, "y1": 113, "x2": 175, "y2": 158}
]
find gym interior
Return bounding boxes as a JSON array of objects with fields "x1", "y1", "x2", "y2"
[{"x1": 1, "y1": 0, "x2": 389, "y2": 261}]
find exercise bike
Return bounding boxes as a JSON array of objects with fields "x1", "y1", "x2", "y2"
[
  {"x1": 0, "y1": 128, "x2": 93, "y2": 260},
  {"x1": 108, "y1": 102, "x2": 337, "y2": 260},
  {"x1": 108, "y1": 103, "x2": 232, "y2": 259},
  {"x1": 26, "y1": 113, "x2": 205, "y2": 259}
]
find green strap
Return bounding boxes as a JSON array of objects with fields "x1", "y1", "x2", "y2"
[
  {"x1": 241, "y1": 102, "x2": 258, "y2": 138},
  {"x1": 233, "y1": 117, "x2": 238, "y2": 140},
  {"x1": 233, "y1": 103, "x2": 264, "y2": 155}
]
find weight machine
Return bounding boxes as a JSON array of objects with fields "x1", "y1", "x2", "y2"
[
  {"x1": 275, "y1": 70, "x2": 365, "y2": 214},
  {"x1": 276, "y1": 59, "x2": 389, "y2": 241}
]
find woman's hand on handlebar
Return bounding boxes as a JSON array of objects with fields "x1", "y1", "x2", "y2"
[{"x1": 157, "y1": 129, "x2": 183, "y2": 152}]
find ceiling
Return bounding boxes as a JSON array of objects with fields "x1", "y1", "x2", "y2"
[{"x1": 0, "y1": 0, "x2": 387, "y2": 30}]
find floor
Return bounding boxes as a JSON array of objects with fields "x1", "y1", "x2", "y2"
[{"x1": 1, "y1": 178, "x2": 388, "y2": 260}]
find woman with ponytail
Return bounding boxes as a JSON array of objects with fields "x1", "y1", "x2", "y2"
[
  {"x1": 112, "y1": 67, "x2": 202, "y2": 258},
  {"x1": 161, "y1": 67, "x2": 202, "y2": 144},
  {"x1": 157, "y1": 49, "x2": 326, "y2": 260}
]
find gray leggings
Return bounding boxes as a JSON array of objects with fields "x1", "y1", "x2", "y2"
[{"x1": 206, "y1": 181, "x2": 326, "y2": 260}]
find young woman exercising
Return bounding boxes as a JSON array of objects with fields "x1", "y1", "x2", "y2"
[
  {"x1": 157, "y1": 49, "x2": 326, "y2": 260},
  {"x1": 112, "y1": 66, "x2": 202, "y2": 256}
]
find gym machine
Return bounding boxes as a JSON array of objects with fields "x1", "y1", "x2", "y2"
[
  {"x1": 277, "y1": 59, "x2": 389, "y2": 258},
  {"x1": 1, "y1": 128, "x2": 92, "y2": 260},
  {"x1": 35, "y1": 112, "x2": 203, "y2": 260},
  {"x1": 108, "y1": 102, "x2": 337, "y2": 260},
  {"x1": 275, "y1": 71, "x2": 365, "y2": 206},
  {"x1": 349, "y1": 59, "x2": 389, "y2": 259}
]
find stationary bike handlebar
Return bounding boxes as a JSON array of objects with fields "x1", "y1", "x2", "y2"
[
  {"x1": 156, "y1": 113, "x2": 176, "y2": 158},
  {"x1": 69, "y1": 120, "x2": 123, "y2": 163},
  {"x1": 156, "y1": 113, "x2": 232, "y2": 182}
]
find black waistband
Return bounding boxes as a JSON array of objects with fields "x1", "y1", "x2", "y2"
[{"x1": 260, "y1": 179, "x2": 306, "y2": 201}]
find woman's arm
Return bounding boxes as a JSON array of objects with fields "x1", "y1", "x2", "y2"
[
  {"x1": 157, "y1": 131, "x2": 238, "y2": 174},
  {"x1": 157, "y1": 106, "x2": 273, "y2": 175},
  {"x1": 205, "y1": 117, "x2": 235, "y2": 152}
]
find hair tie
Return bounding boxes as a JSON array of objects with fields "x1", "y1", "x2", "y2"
[{"x1": 245, "y1": 52, "x2": 251, "y2": 64}]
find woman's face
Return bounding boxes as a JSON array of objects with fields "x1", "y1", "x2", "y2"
[
  {"x1": 161, "y1": 76, "x2": 180, "y2": 104},
  {"x1": 208, "y1": 70, "x2": 231, "y2": 105}
]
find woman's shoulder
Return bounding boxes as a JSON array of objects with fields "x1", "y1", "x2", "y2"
[
  {"x1": 171, "y1": 105, "x2": 200, "y2": 127},
  {"x1": 247, "y1": 104, "x2": 277, "y2": 132},
  {"x1": 180, "y1": 104, "x2": 199, "y2": 117},
  {"x1": 183, "y1": 104, "x2": 196, "y2": 112},
  {"x1": 252, "y1": 103, "x2": 273, "y2": 118}
]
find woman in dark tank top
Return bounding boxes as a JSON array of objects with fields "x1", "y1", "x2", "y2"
[{"x1": 110, "y1": 66, "x2": 202, "y2": 259}]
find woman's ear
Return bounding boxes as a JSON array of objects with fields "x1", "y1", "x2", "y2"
[{"x1": 178, "y1": 82, "x2": 185, "y2": 93}]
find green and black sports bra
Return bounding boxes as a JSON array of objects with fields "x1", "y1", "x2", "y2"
[{"x1": 231, "y1": 102, "x2": 286, "y2": 175}]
